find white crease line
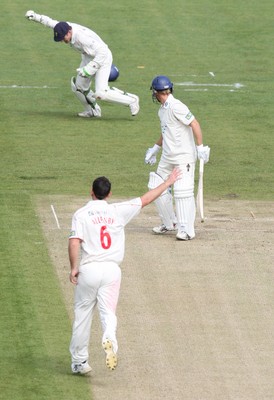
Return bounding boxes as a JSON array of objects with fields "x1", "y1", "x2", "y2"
[
  {"x1": 184, "y1": 89, "x2": 208, "y2": 92},
  {"x1": 176, "y1": 82, "x2": 244, "y2": 89},
  {"x1": 0, "y1": 85, "x2": 58, "y2": 89},
  {"x1": 51, "y1": 205, "x2": 61, "y2": 229}
]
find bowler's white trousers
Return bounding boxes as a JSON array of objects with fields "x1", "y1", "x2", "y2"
[{"x1": 69, "y1": 261, "x2": 121, "y2": 363}]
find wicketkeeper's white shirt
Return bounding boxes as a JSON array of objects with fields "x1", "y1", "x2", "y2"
[
  {"x1": 158, "y1": 94, "x2": 197, "y2": 164},
  {"x1": 69, "y1": 198, "x2": 142, "y2": 265},
  {"x1": 69, "y1": 22, "x2": 110, "y2": 65},
  {"x1": 39, "y1": 15, "x2": 110, "y2": 66}
]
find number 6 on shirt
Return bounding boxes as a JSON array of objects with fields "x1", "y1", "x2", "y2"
[{"x1": 100, "y1": 226, "x2": 112, "y2": 249}]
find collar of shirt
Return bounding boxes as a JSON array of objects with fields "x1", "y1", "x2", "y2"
[{"x1": 161, "y1": 93, "x2": 174, "y2": 109}]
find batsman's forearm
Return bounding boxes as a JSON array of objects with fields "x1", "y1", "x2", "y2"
[
  {"x1": 191, "y1": 119, "x2": 203, "y2": 146},
  {"x1": 156, "y1": 136, "x2": 163, "y2": 146}
]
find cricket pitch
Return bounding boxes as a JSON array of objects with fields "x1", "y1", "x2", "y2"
[{"x1": 36, "y1": 195, "x2": 274, "y2": 400}]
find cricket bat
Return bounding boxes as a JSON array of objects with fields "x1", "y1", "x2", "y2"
[{"x1": 196, "y1": 159, "x2": 204, "y2": 222}]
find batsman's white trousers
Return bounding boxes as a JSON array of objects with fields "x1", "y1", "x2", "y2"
[
  {"x1": 156, "y1": 161, "x2": 196, "y2": 237},
  {"x1": 69, "y1": 261, "x2": 121, "y2": 363}
]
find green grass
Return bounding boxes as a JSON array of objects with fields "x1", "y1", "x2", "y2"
[
  {"x1": 0, "y1": 192, "x2": 91, "y2": 399},
  {"x1": 1, "y1": 0, "x2": 274, "y2": 398}
]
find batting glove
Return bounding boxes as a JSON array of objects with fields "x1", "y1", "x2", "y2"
[
  {"x1": 25, "y1": 10, "x2": 41, "y2": 22},
  {"x1": 145, "y1": 144, "x2": 161, "y2": 165},
  {"x1": 196, "y1": 144, "x2": 210, "y2": 163},
  {"x1": 77, "y1": 61, "x2": 100, "y2": 78}
]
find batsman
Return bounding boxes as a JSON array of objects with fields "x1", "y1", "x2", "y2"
[{"x1": 145, "y1": 75, "x2": 210, "y2": 240}]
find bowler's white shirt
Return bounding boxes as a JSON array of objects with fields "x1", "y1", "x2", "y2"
[{"x1": 69, "y1": 198, "x2": 142, "y2": 265}]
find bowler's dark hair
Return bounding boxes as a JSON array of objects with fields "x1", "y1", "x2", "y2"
[{"x1": 92, "y1": 176, "x2": 111, "y2": 200}]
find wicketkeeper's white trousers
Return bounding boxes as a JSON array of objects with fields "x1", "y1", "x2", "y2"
[{"x1": 69, "y1": 261, "x2": 121, "y2": 364}]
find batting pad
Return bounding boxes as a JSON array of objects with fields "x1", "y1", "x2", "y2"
[{"x1": 148, "y1": 172, "x2": 176, "y2": 229}]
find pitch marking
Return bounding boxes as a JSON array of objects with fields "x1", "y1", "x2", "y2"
[
  {"x1": 176, "y1": 82, "x2": 244, "y2": 89},
  {"x1": 51, "y1": 205, "x2": 61, "y2": 229},
  {"x1": 0, "y1": 85, "x2": 57, "y2": 89}
]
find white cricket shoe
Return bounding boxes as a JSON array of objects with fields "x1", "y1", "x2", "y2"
[
  {"x1": 78, "y1": 104, "x2": 101, "y2": 118},
  {"x1": 176, "y1": 231, "x2": 195, "y2": 241},
  {"x1": 129, "y1": 94, "x2": 140, "y2": 116},
  {"x1": 78, "y1": 110, "x2": 94, "y2": 118},
  {"x1": 91, "y1": 103, "x2": 102, "y2": 117},
  {"x1": 102, "y1": 339, "x2": 118, "y2": 371},
  {"x1": 152, "y1": 224, "x2": 177, "y2": 234},
  {"x1": 71, "y1": 360, "x2": 92, "y2": 375}
]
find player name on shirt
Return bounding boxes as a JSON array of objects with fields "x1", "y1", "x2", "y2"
[{"x1": 89, "y1": 215, "x2": 114, "y2": 225}]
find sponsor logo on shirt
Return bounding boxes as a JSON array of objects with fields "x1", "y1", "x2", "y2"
[
  {"x1": 185, "y1": 112, "x2": 193, "y2": 120},
  {"x1": 87, "y1": 210, "x2": 114, "y2": 225}
]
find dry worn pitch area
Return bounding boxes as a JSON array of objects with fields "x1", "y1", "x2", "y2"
[{"x1": 36, "y1": 195, "x2": 274, "y2": 400}]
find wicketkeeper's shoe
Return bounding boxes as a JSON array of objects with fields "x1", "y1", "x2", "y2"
[
  {"x1": 152, "y1": 224, "x2": 177, "y2": 234},
  {"x1": 78, "y1": 104, "x2": 101, "y2": 118},
  {"x1": 176, "y1": 231, "x2": 195, "y2": 241},
  {"x1": 91, "y1": 103, "x2": 102, "y2": 117},
  {"x1": 129, "y1": 95, "x2": 140, "y2": 116},
  {"x1": 102, "y1": 339, "x2": 118, "y2": 371},
  {"x1": 71, "y1": 360, "x2": 92, "y2": 375},
  {"x1": 78, "y1": 110, "x2": 94, "y2": 118}
]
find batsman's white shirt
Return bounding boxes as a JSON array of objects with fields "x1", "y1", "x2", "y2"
[
  {"x1": 159, "y1": 94, "x2": 197, "y2": 164},
  {"x1": 69, "y1": 198, "x2": 142, "y2": 265}
]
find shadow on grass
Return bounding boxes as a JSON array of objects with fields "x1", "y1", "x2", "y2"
[{"x1": 21, "y1": 107, "x2": 136, "y2": 121}]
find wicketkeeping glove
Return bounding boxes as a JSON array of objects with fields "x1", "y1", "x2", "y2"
[
  {"x1": 196, "y1": 144, "x2": 210, "y2": 163},
  {"x1": 144, "y1": 144, "x2": 161, "y2": 165},
  {"x1": 77, "y1": 61, "x2": 100, "y2": 78},
  {"x1": 25, "y1": 10, "x2": 41, "y2": 22}
]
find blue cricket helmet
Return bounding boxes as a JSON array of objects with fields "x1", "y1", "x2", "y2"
[
  {"x1": 109, "y1": 64, "x2": 120, "y2": 82},
  {"x1": 150, "y1": 75, "x2": 173, "y2": 92}
]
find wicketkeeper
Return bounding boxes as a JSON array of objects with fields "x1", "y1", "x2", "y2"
[
  {"x1": 145, "y1": 75, "x2": 210, "y2": 240},
  {"x1": 25, "y1": 11, "x2": 139, "y2": 118}
]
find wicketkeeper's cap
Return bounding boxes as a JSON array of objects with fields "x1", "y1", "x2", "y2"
[{"x1": 53, "y1": 21, "x2": 72, "y2": 42}]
